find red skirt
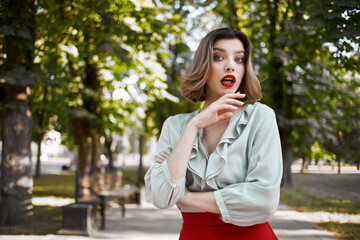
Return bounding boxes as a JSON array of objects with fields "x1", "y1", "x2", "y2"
[{"x1": 179, "y1": 212, "x2": 278, "y2": 240}]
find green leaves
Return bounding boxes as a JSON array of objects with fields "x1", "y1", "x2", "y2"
[{"x1": 26, "y1": 0, "x2": 196, "y2": 150}]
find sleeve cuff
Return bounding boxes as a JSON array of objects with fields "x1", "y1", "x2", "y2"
[
  {"x1": 161, "y1": 159, "x2": 186, "y2": 188},
  {"x1": 214, "y1": 190, "x2": 231, "y2": 223}
]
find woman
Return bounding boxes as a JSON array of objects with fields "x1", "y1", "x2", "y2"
[{"x1": 144, "y1": 28, "x2": 282, "y2": 240}]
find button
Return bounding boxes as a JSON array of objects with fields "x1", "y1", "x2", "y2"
[{"x1": 172, "y1": 183, "x2": 177, "y2": 188}]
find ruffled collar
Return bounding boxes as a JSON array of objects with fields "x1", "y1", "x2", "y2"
[{"x1": 187, "y1": 102, "x2": 258, "y2": 189}]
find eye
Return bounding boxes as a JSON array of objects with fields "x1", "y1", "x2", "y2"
[
  {"x1": 235, "y1": 57, "x2": 244, "y2": 63},
  {"x1": 214, "y1": 54, "x2": 223, "y2": 61}
]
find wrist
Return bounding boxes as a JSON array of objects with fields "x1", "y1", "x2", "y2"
[
  {"x1": 188, "y1": 118, "x2": 201, "y2": 131},
  {"x1": 180, "y1": 191, "x2": 191, "y2": 205}
]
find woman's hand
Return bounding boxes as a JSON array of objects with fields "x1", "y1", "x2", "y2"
[
  {"x1": 190, "y1": 92, "x2": 245, "y2": 130},
  {"x1": 156, "y1": 152, "x2": 169, "y2": 164}
]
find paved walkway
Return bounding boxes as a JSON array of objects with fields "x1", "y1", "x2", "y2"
[
  {"x1": 270, "y1": 204, "x2": 336, "y2": 240},
  {"x1": 0, "y1": 192, "x2": 337, "y2": 240}
]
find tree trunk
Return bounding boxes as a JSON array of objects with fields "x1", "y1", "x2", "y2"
[
  {"x1": 138, "y1": 134, "x2": 144, "y2": 183},
  {"x1": 337, "y1": 156, "x2": 341, "y2": 174},
  {"x1": 35, "y1": 136, "x2": 42, "y2": 179},
  {"x1": 35, "y1": 85, "x2": 49, "y2": 179},
  {"x1": 105, "y1": 133, "x2": 115, "y2": 172},
  {"x1": 0, "y1": 85, "x2": 33, "y2": 225},
  {"x1": 71, "y1": 63, "x2": 103, "y2": 198},
  {"x1": 71, "y1": 119, "x2": 104, "y2": 196},
  {"x1": 71, "y1": 118, "x2": 93, "y2": 198},
  {"x1": 300, "y1": 157, "x2": 305, "y2": 174},
  {"x1": 90, "y1": 130, "x2": 101, "y2": 175},
  {"x1": 281, "y1": 137, "x2": 293, "y2": 186},
  {"x1": 0, "y1": 0, "x2": 36, "y2": 225}
]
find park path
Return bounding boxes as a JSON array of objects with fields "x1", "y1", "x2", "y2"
[
  {"x1": 271, "y1": 204, "x2": 336, "y2": 240},
  {"x1": 0, "y1": 188, "x2": 337, "y2": 240}
]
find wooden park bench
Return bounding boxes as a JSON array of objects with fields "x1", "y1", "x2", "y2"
[{"x1": 59, "y1": 168, "x2": 141, "y2": 236}]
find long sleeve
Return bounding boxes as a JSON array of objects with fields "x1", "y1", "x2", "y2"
[
  {"x1": 144, "y1": 117, "x2": 186, "y2": 209},
  {"x1": 214, "y1": 107, "x2": 283, "y2": 226}
]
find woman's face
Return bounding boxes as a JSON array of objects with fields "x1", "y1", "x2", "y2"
[{"x1": 205, "y1": 38, "x2": 246, "y2": 102}]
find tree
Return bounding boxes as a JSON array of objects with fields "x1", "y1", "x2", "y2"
[
  {"x1": 211, "y1": 0, "x2": 359, "y2": 185},
  {"x1": 0, "y1": 0, "x2": 38, "y2": 225},
  {"x1": 32, "y1": 0, "x2": 182, "y2": 196},
  {"x1": 307, "y1": 0, "x2": 360, "y2": 173}
]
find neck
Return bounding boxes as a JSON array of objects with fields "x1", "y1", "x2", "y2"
[{"x1": 202, "y1": 95, "x2": 219, "y2": 111}]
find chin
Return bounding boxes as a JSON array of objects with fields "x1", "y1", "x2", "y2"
[{"x1": 222, "y1": 88, "x2": 237, "y2": 94}]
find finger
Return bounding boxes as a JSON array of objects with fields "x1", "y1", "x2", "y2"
[
  {"x1": 236, "y1": 93, "x2": 246, "y2": 99},
  {"x1": 217, "y1": 104, "x2": 239, "y2": 112},
  {"x1": 160, "y1": 152, "x2": 169, "y2": 159},
  {"x1": 156, "y1": 157, "x2": 164, "y2": 163},
  {"x1": 223, "y1": 98, "x2": 245, "y2": 106},
  {"x1": 221, "y1": 92, "x2": 246, "y2": 99},
  {"x1": 218, "y1": 112, "x2": 234, "y2": 121}
]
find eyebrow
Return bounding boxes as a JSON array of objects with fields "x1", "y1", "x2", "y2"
[{"x1": 213, "y1": 47, "x2": 245, "y2": 54}]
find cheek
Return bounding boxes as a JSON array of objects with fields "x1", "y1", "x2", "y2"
[
  {"x1": 237, "y1": 65, "x2": 246, "y2": 74},
  {"x1": 236, "y1": 66, "x2": 245, "y2": 81},
  {"x1": 211, "y1": 63, "x2": 222, "y2": 74},
  {"x1": 209, "y1": 65, "x2": 222, "y2": 82}
]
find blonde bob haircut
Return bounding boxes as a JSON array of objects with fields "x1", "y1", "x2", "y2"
[{"x1": 181, "y1": 28, "x2": 262, "y2": 103}]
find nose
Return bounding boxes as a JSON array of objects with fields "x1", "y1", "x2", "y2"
[{"x1": 225, "y1": 60, "x2": 235, "y2": 72}]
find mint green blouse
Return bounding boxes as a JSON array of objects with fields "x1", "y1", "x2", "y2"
[{"x1": 144, "y1": 102, "x2": 283, "y2": 226}]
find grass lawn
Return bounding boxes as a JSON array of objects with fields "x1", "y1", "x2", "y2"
[
  {"x1": 33, "y1": 172, "x2": 75, "y2": 198},
  {"x1": 0, "y1": 205, "x2": 63, "y2": 235},
  {"x1": 281, "y1": 173, "x2": 360, "y2": 240}
]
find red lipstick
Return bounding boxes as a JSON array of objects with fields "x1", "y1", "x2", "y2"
[{"x1": 220, "y1": 75, "x2": 236, "y2": 87}]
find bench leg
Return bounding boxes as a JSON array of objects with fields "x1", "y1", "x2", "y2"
[
  {"x1": 118, "y1": 198, "x2": 126, "y2": 217},
  {"x1": 100, "y1": 197, "x2": 105, "y2": 230}
]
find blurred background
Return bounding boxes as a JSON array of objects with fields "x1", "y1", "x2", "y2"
[{"x1": 0, "y1": 0, "x2": 359, "y2": 238}]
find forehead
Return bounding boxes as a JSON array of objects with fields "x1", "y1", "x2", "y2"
[{"x1": 213, "y1": 38, "x2": 244, "y2": 52}]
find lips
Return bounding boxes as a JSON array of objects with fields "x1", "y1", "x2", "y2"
[{"x1": 220, "y1": 75, "x2": 236, "y2": 87}]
